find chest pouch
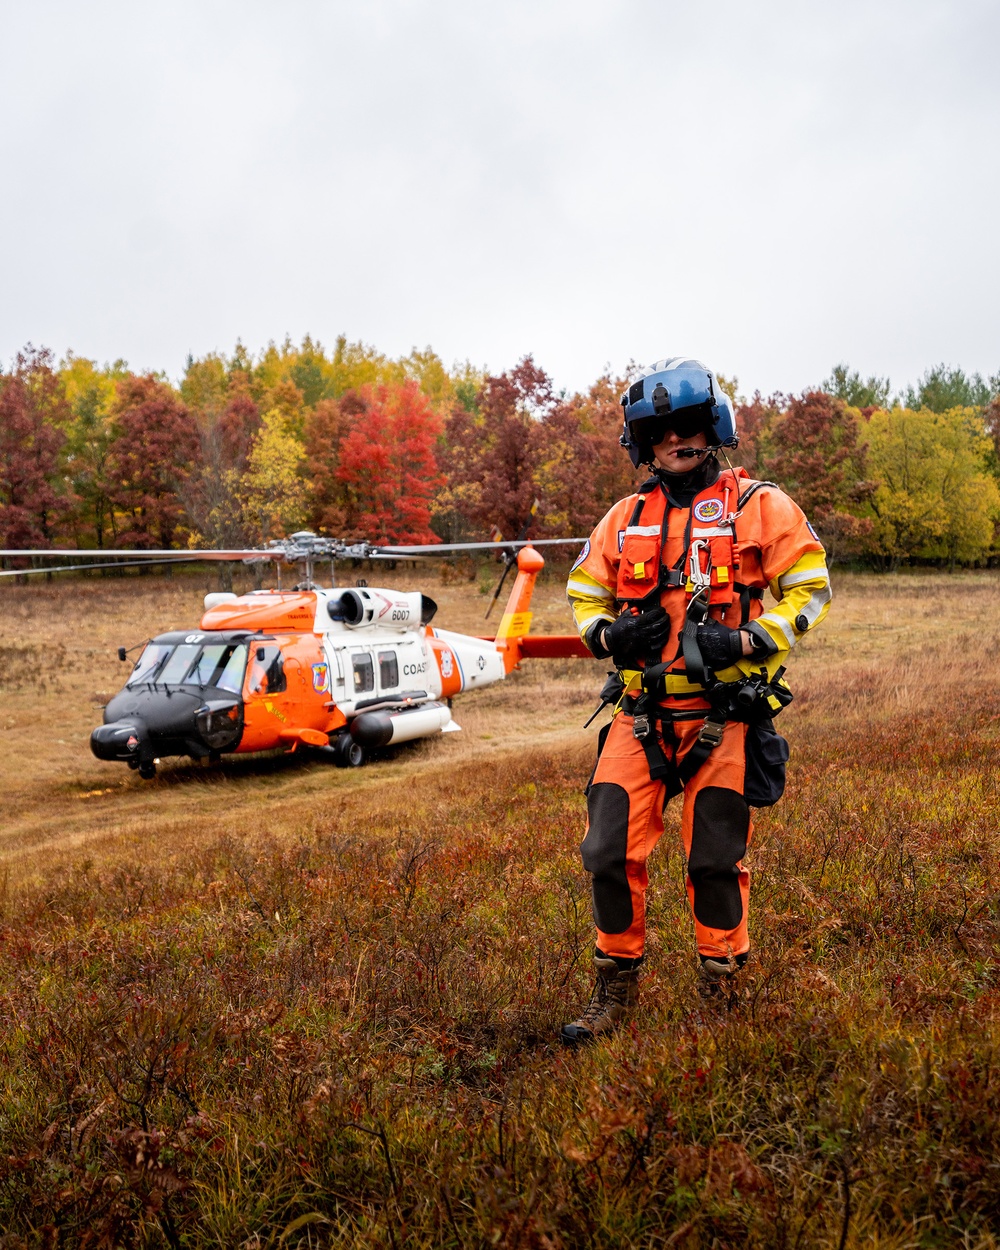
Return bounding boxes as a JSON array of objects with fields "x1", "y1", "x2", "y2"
[
  {"x1": 707, "y1": 534, "x2": 735, "y2": 607},
  {"x1": 617, "y1": 533, "x2": 661, "y2": 599}
]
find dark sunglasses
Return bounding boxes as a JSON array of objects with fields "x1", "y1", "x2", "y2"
[{"x1": 630, "y1": 410, "x2": 709, "y2": 445}]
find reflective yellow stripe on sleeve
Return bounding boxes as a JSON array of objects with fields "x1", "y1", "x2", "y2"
[
  {"x1": 566, "y1": 567, "x2": 617, "y2": 639},
  {"x1": 755, "y1": 550, "x2": 831, "y2": 654}
]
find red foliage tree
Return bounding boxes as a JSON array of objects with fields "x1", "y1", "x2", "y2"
[
  {"x1": 763, "y1": 390, "x2": 873, "y2": 558},
  {"x1": 0, "y1": 346, "x2": 68, "y2": 547},
  {"x1": 334, "y1": 382, "x2": 443, "y2": 544},
  {"x1": 106, "y1": 375, "x2": 199, "y2": 547},
  {"x1": 444, "y1": 356, "x2": 555, "y2": 538},
  {"x1": 304, "y1": 395, "x2": 361, "y2": 536},
  {"x1": 733, "y1": 392, "x2": 785, "y2": 476},
  {"x1": 535, "y1": 375, "x2": 640, "y2": 534},
  {"x1": 217, "y1": 371, "x2": 261, "y2": 472}
]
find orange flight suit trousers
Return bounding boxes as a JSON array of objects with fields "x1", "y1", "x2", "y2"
[{"x1": 581, "y1": 711, "x2": 752, "y2": 962}]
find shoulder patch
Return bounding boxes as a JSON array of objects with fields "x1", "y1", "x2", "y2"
[{"x1": 571, "y1": 539, "x2": 591, "y2": 570}]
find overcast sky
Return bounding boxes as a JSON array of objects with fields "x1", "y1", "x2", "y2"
[{"x1": 2, "y1": 0, "x2": 997, "y2": 399}]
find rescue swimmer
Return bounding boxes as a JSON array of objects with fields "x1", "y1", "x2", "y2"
[{"x1": 561, "y1": 358, "x2": 831, "y2": 1044}]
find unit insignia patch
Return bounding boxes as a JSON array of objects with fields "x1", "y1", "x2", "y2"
[{"x1": 693, "y1": 500, "x2": 724, "y2": 523}]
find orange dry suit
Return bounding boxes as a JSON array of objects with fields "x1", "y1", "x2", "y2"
[{"x1": 567, "y1": 462, "x2": 830, "y2": 964}]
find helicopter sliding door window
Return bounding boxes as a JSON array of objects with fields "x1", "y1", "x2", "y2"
[
  {"x1": 378, "y1": 650, "x2": 399, "y2": 690},
  {"x1": 248, "y1": 646, "x2": 287, "y2": 695},
  {"x1": 352, "y1": 653, "x2": 374, "y2": 693}
]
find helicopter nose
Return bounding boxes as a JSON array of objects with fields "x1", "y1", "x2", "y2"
[{"x1": 91, "y1": 719, "x2": 148, "y2": 762}]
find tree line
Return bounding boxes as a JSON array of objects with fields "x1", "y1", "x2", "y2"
[{"x1": 1, "y1": 338, "x2": 999, "y2": 571}]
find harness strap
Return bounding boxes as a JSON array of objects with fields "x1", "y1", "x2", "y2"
[
  {"x1": 733, "y1": 581, "x2": 765, "y2": 626},
  {"x1": 675, "y1": 708, "x2": 728, "y2": 786},
  {"x1": 737, "y1": 480, "x2": 778, "y2": 509}
]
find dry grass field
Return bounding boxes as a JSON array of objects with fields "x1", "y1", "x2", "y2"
[{"x1": 2, "y1": 563, "x2": 1000, "y2": 1247}]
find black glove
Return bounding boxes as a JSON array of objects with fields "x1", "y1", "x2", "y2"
[
  {"x1": 603, "y1": 607, "x2": 670, "y2": 664},
  {"x1": 696, "y1": 620, "x2": 746, "y2": 669}
]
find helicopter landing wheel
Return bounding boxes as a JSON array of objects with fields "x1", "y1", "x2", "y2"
[
  {"x1": 333, "y1": 734, "x2": 366, "y2": 768},
  {"x1": 138, "y1": 761, "x2": 157, "y2": 780}
]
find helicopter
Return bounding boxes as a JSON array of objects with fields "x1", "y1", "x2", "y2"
[{"x1": 1, "y1": 531, "x2": 591, "y2": 778}]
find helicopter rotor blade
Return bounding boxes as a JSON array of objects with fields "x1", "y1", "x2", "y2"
[{"x1": 0, "y1": 555, "x2": 229, "y2": 578}]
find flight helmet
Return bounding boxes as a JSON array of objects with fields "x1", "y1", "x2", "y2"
[{"x1": 619, "y1": 358, "x2": 738, "y2": 468}]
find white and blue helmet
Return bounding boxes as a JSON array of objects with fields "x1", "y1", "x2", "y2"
[{"x1": 620, "y1": 358, "x2": 738, "y2": 468}]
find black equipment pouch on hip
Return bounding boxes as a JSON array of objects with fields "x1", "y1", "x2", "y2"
[{"x1": 743, "y1": 718, "x2": 790, "y2": 807}]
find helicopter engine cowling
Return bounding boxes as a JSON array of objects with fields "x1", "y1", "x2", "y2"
[
  {"x1": 350, "y1": 701, "x2": 452, "y2": 748},
  {"x1": 330, "y1": 589, "x2": 437, "y2": 630}
]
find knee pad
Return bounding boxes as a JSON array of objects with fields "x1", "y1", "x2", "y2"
[
  {"x1": 688, "y1": 786, "x2": 750, "y2": 930},
  {"x1": 581, "y1": 782, "x2": 633, "y2": 934}
]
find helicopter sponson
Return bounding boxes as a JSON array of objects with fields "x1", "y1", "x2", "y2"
[{"x1": 91, "y1": 545, "x2": 590, "y2": 778}]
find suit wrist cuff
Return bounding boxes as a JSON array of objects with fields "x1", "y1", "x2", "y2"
[{"x1": 585, "y1": 620, "x2": 612, "y2": 659}]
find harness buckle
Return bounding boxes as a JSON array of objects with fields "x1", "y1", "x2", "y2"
[
  {"x1": 696, "y1": 718, "x2": 726, "y2": 748},
  {"x1": 632, "y1": 713, "x2": 652, "y2": 741}
]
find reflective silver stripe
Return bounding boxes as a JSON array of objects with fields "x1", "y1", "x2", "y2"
[
  {"x1": 576, "y1": 610, "x2": 616, "y2": 630},
  {"x1": 799, "y1": 584, "x2": 833, "y2": 626},
  {"x1": 691, "y1": 526, "x2": 733, "y2": 538},
  {"x1": 778, "y1": 565, "x2": 830, "y2": 590},
  {"x1": 623, "y1": 525, "x2": 661, "y2": 537},
  {"x1": 567, "y1": 577, "x2": 614, "y2": 598},
  {"x1": 758, "y1": 612, "x2": 796, "y2": 646}
]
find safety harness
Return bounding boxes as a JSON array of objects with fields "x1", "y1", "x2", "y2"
[{"x1": 600, "y1": 467, "x2": 788, "y2": 792}]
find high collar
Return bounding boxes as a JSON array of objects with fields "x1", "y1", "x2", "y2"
[{"x1": 641, "y1": 457, "x2": 721, "y2": 504}]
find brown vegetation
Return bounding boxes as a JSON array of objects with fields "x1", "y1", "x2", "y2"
[{"x1": 2, "y1": 568, "x2": 1000, "y2": 1246}]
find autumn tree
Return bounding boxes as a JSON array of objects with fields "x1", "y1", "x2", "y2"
[
  {"x1": 335, "y1": 382, "x2": 443, "y2": 544},
  {"x1": 864, "y1": 406, "x2": 1000, "y2": 570},
  {"x1": 534, "y1": 375, "x2": 639, "y2": 535},
  {"x1": 730, "y1": 392, "x2": 783, "y2": 476},
  {"x1": 443, "y1": 356, "x2": 555, "y2": 539},
  {"x1": 241, "y1": 410, "x2": 308, "y2": 543},
  {"x1": 0, "y1": 346, "x2": 68, "y2": 548},
  {"x1": 304, "y1": 395, "x2": 360, "y2": 536},
  {"x1": 763, "y1": 391, "x2": 873, "y2": 560},
  {"x1": 60, "y1": 353, "x2": 129, "y2": 548},
  {"x1": 105, "y1": 375, "x2": 199, "y2": 547}
]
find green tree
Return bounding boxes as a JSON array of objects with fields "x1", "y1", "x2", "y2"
[
  {"x1": 902, "y1": 364, "x2": 997, "y2": 413},
  {"x1": 59, "y1": 354, "x2": 129, "y2": 547},
  {"x1": 823, "y1": 363, "x2": 891, "y2": 411}
]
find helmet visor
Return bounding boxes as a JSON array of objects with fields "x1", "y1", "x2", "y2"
[{"x1": 629, "y1": 407, "x2": 712, "y2": 447}]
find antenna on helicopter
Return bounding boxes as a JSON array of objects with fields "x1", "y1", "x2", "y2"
[{"x1": 484, "y1": 500, "x2": 540, "y2": 620}]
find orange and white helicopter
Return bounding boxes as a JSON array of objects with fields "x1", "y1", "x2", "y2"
[{"x1": 1, "y1": 532, "x2": 590, "y2": 778}]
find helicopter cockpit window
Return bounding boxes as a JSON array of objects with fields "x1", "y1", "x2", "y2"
[
  {"x1": 215, "y1": 645, "x2": 248, "y2": 694},
  {"x1": 247, "y1": 646, "x2": 287, "y2": 695},
  {"x1": 378, "y1": 650, "x2": 399, "y2": 689},
  {"x1": 158, "y1": 644, "x2": 201, "y2": 686},
  {"x1": 126, "y1": 643, "x2": 172, "y2": 687},
  {"x1": 183, "y1": 643, "x2": 248, "y2": 692},
  {"x1": 352, "y1": 653, "x2": 374, "y2": 694}
]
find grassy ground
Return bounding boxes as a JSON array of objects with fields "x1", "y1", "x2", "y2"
[{"x1": 2, "y1": 565, "x2": 1000, "y2": 1247}]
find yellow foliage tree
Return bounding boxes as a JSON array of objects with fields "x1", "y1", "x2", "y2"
[
  {"x1": 865, "y1": 406, "x2": 1000, "y2": 569},
  {"x1": 241, "y1": 410, "x2": 307, "y2": 543}
]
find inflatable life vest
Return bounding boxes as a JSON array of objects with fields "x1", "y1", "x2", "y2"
[{"x1": 615, "y1": 467, "x2": 764, "y2": 622}]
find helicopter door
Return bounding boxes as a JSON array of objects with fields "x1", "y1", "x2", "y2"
[{"x1": 349, "y1": 650, "x2": 375, "y2": 701}]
